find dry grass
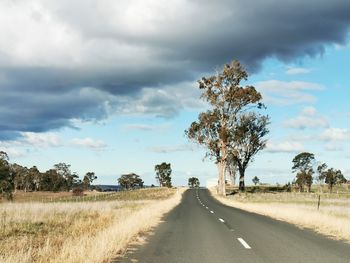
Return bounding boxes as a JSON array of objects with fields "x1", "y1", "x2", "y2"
[
  {"x1": 0, "y1": 188, "x2": 184, "y2": 263},
  {"x1": 3, "y1": 188, "x2": 176, "y2": 203},
  {"x1": 210, "y1": 188, "x2": 350, "y2": 243},
  {"x1": 10, "y1": 191, "x2": 79, "y2": 202}
]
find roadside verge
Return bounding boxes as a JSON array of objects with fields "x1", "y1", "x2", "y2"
[{"x1": 209, "y1": 188, "x2": 350, "y2": 244}]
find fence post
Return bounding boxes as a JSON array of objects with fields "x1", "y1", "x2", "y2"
[{"x1": 317, "y1": 195, "x2": 321, "y2": 210}]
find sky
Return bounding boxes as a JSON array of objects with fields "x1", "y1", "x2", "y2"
[{"x1": 1, "y1": 0, "x2": 350, "y2": 186}]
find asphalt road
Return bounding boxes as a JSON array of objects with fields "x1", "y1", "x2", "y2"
[{"x1": 117, "y1": 188, "x2": 350, "y2": 263}]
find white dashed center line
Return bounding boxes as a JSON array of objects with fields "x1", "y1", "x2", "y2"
[
  {"x1": 219, "y1": 218, "x2": 225, "y2": 223},
  {"x1": 237, "y1": 238, "x2": 251, "y2": 249},
  {"x1": 210, "y1": 211, "x2": 214, "y2": 214}
]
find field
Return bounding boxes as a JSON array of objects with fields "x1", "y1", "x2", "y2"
[
  {"x1": 8, "y1": 188, "x2": 175, "y2": 203},
  {"x1": 211, "y1": 185, "x2": 350, "y2": 243},
  {"x1": 0, "y1": 188, "x2": 183, "y2": 263}
]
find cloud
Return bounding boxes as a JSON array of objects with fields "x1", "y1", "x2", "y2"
[
  {"x1": 147, "y1": 144, "x2": 194, "y2": 153},
  {"x1": 286, "y1": 67, "x2": 312, "y2": 75},
  {"x1": 0, "y1": 0, "x2": 350, "y2": 138},
  {"x1": 0, "y1": 145, "x2": 26, "y2": 158},
  {"x1": 20, "y1": 132, "x2": 61, "y2": 147},
  {"x1": 320, "y1": 128, "x2": 350, "y2": 141},
  {"x1": 122, "y1": 123, "x2": 171, "y2": 132},
  {"x1": 324, "y1": 143, "x2": 343, "y2": 152},
  {"x1": 114, "y1": 82, "x2": 205, "y2": 118},
  {"x1": 0, "y1": 131, "x2": 61, "y2": 158},
  {"x1": 255, "y1": 80, "x2": 324, "y2": 105},
  {"x1": 70, "y1": 137, "x2": 107, "y2": 149},
  {"x1": 123, "y1": 124, "x2": 159, "y2": 132},
  {"x1": 266, "y1": 141, "x2": 304, "y2": 153},
  {"x1": 283, "y1": 106, "x2": 329, "y2": 129},
  {"x1": 301, "y1": 106, "x2": 317, "y2": 116}
]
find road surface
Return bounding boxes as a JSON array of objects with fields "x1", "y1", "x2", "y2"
[{"x1": 117, "y1": 188, "x2": 350, "y2": 263}]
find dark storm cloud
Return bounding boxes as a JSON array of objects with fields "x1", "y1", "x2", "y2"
[{"x1": 0, "y1": 0, "x2": 350, "y2": 139}]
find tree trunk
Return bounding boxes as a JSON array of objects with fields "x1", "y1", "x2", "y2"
[
  {"x1": 238, "y1": 166, "x2": 245, "y2": 191},
  {"x1": 217, "y1": 161, "x2": 226, "y2": 196},
  {"x1": 217, "y1": 138, "x2": 227, "y2": 196},
  {"x1": 228, "y1": 166, "x2": 236, "y2": 186}
]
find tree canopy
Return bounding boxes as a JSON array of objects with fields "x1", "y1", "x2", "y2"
[
  {"x1": 83, "y1": 172, "x2": 97, "y2": 190},
  {"x1": 252, "y1": 176, "x2": 260, "y2": 186},
  {"x1": 292, "y1": 152, "x2": 315, "y2": 192},
  {"x1": 118, "y1": 173, "x2": 144, "y2": 190},
  {"x1": 155, "y1": 162, "x2": 172, "y2": 188},
  {"x1": 0, "y1": 151, "x2": 13, "y2": 199},
  {"x1": 188, "y1": 177, "x2": 200, "y2": 188}
]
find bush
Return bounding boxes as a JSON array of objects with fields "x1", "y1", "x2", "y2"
[{"x1": 72, "y1": 187, "x2": 84, "y2": 196}]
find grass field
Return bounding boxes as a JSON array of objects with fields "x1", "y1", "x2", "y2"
[
  {"x1": 0, "y1": 188, "x2": 183, "y2": 263},
  {"x1": 4, "y1": 188, "x2": 176, "y2": 203},
  {"x1": 211, "y1": 185, "x2": 350, "y2": 243}
]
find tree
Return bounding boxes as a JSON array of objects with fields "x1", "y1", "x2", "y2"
[
  {"x1": 83, "y1": 172, "x2": 97, "y2": 190},
  {"x1": 40, "y1": 169, "x2": 65, "y2": 191},
  {"x1": 325, "y1": 168, "x2": 346, "y2": 193},
  {"x1": 232, "y1": 112, "x2": 269, "y2": 191},
  {"x1": 186, "y1": 60, "x2": 269, "y2": 194},
  {"x1": 155, "y1": 162, "x2": 172, "y2": 187},
  {"x1": 316, "y1": 162, "x2": 327, "y2": 192},
  {"x1": 25, "y1": 166, "x2": 41, "y2": 192},
  {"x1": 295, "y1": 170, "x2": 313, "y2": 192},
  {"x1": 53, "y1": 163, "x2": 79, "y2": 191},
  {"x1": 188, "y1": 177, "x2": 200, "y2": 188},
  {"x1": 252, "y1": 176, "x2": 260, "y2": 186},
  {"x1": 292, "y1": 152, "x2": 315, "y2": 192},
  {"x1": 0, "y1": 151, "x2": 13, "y2": 200},
  {"x1": 118, "y1": 173, "x2": 144, "y2": 190},
  {"x1": 10, "y1": 163, "x2": 28, "y2": 192}
]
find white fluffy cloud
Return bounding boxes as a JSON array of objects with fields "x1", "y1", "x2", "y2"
[
  {"x1": 21, "y1": 132, "x2": 61, "y2": 147},
  {"x1": 265, "y1": 140, "x2": 304, "y2": 153},
  {"x1": 285, "y1": 67, "x2": 312, "y2": 75},
  {"x1": 0, "y1": 146, "x2": 25, "y2": 158},
  {"x1": 320, "y1": 128, "x2": 350, "y2": 142},
  {"x1": 283, "y1": 106, "x2": 329, "y2": 129},
  {"x1": 255, "y1": 80, "x2": 324, "y2": 105},
  {"x1": 324, "y1": 143, "x2": 343, "y2": 151},
  {"x1": 70, "y1": 137, "x2": 107, "y2": 149}
]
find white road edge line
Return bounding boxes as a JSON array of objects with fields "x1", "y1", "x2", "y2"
[
  {"x1": 237, "y1": 238, "x2": 251, "y2": 249},
  {"x1": 219, "y1": 218, "x2": 225, "y2": 223}
]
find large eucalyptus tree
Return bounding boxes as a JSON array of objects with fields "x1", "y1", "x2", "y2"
[{"x1": 186, "y1": 60, "x2": 269, "y2": 195}]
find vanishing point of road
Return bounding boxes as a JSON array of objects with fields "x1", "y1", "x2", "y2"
[{"x1": 118, "y1": 188, "x2": 350, "y2": 263}]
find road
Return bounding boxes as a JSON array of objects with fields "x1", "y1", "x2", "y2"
[{"x1": 117, "y1": 188, "x2": 350, "y2": 263}]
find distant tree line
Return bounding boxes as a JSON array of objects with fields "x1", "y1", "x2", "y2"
[
  {"x1": 0, "y1": 151, "x2": 97, "y2": 200},
  {"x1": 292, "y1": 152, "x2": 348, "y2": 193},
  {"x1": 117, "y1": 162, "x2": 173, "y2": 190}
]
